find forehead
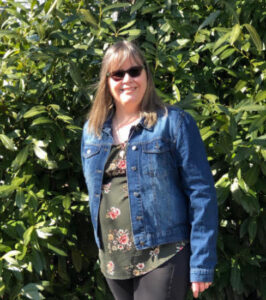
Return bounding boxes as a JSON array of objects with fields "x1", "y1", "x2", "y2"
[{"x1": 108, "y1": 53, "x2": 143, "y2": 72}]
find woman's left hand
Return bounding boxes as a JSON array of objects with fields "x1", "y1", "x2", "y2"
[{"x1": 191, "y1": 282, "x2": 212, "y2": 298}]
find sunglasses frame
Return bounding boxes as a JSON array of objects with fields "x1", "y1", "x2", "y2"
[{"x1": 106, "y1": 65, "x2": 144, "y2": 81}]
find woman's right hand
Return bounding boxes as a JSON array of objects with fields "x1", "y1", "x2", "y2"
[{"x1": 191, "y1": 282, "x2": 212, "y2": 298}]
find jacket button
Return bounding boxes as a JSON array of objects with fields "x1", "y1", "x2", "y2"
[
  {"x1": 131, "y1": 166, "x2": 137, "y2": 171},
  {"x1": 133, "y1": 192, "x2": 140, "y2": 197},
  {"x1": 132, "y1": 145, "x2": 137, "y2": 151},
  {"x1": 136, "y1": 216, "x2": 142, "y2": 220},
  {"x1": 86, "y1": 149, "x2": 91, "y2": 154},
  {"x1": 140, "y1": 241, "x2": 145, "y2": 246}
]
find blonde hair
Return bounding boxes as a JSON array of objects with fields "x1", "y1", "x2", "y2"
[{"x1": 88, "y1": 40, "x2": 165, "y2": 135}]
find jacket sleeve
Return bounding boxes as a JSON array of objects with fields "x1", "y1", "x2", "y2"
[
  {"x1": 80, "y1": 120, "x2": 89, "y2": 186},
  {"x1": 175, "y1": 111, "x2": 218, "y2": 282}
]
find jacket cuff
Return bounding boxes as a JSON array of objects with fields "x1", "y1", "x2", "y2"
[{"x1": 190, "y1": 268, "x2": 214, "y2": 282}]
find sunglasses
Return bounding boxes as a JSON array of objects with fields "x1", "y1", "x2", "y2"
[{"x1": 107, "y1": 66, "x2": 144, "y2": 81}]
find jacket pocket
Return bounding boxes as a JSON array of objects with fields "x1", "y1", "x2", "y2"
[
  {"x1": 142, "y1": 139, "x2": 171, "y2": 154},
  {"x1": 142, "y1": 139, "x2": 175, "y2": 176},
  {"x1": 82, "y1": 144, "x2": 101, "y2": 158}
]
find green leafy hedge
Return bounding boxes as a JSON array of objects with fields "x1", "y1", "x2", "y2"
[{"x1": 0, "y1": 0, "x2": 265, "y2": 299}]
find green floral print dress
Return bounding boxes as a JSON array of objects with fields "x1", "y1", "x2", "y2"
[{"x1": 98, "y1": 144, "x2": 188, "y2": 279}]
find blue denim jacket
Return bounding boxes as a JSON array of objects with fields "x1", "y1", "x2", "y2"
[{"x1": 81, "y1": 106, "x2": 218, "y2": 282}]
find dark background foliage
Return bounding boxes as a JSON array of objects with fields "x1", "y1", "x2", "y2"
[{"x1": 0, "y1": 0, "x2": 265, "y2": 299}]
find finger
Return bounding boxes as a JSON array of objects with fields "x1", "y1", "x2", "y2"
[
  {"x1": 204, "y1": 282, "x2": 212, "y2": 290},
  {"x1": 199, "y1": 282, "x2": 205, "y2": 292},
  {"x1": 203, "y1": 281, "x2": 211, "y2": 291},
  {"x1": 191, "y1": 283, "x2": 199, "y2": 298},
  {"x1": 192, "y1": 282, "x2": 212, "y2": 297}
]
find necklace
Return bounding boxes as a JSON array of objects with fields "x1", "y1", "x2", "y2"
[
  {"x1": 117, "y1": 121, "x2": 139, "y2": 159},
  {"x1": 112, "y1": 115, "x2": 141, "y2": 145}
]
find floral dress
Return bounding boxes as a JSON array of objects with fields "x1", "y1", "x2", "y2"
[{"x1": 98, "y1": 144, "x2": 188, "y2": 279}]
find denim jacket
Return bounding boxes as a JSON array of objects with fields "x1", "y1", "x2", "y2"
[{"x1": 81, "y1": 106, "x2": 218, "y2": 282}]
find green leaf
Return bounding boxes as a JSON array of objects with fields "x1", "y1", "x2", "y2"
[
  {"x1": 15, "y1": 188, "x2": 25, "y2": 208},
  {"x1": 119, "y1": 29, "x2": 142, "y2": 37},
  {"x1": 213, "y1": 66, "x2": 237, "y2": 77},
  {"x1": 63, "y1": 195, "x2": 71, "y2": 210},
  {"x1": 52, "y1": 129, "x2": 65, "y2": 150},
  {"x1": 69, "y1": 61, "x2": 84, "y2": 87},
  {"x1": 213, "y1": 31, "x2": 231, "y2": 51},
  {"x1": 190, "y1": 53, "x2": 200, "y2": 64},
  {"x1": 23, "y1": 226, "x2": 35, "y2": 247},
  {"x1": 102, "y1": 3, "x2": 130, "y2": 13},
  {"x1": 118, "y1": 20, "x2": 136, "y2": 32},
  {"x1": 230, "y1": 263, "x2": 244, "y2": 294},
  {"x1": 58, "y1": 256, "x2": 70, "y2": 281},
  {"x1": 11, "y1": 145, "x2": 30, "y2": 170},
  {"x1": 198, "y1": 11, "x2": 221, "y2": 31},
  {"x1": 48, "y1": 104, "x2": 60, "y2": 114},
  {"x1": 141, "y1": 4, "x2": 160, "y2": 15},
  {"x1": 230, "y1": 24, "x2": 241, "y2": 45},
  {"x1": 252, "y1": 135, "x2": 266, "y2": 148},
  {"x1": 1, "y1": 250, "x2": 21, "y2": 262},
  {"x1": 220, "y1": 48, "x2": 235, "y2": 60},
  {"x1": 248, "y1": 218, "x2": 257, "y2": 243},
  {"x1": 261, "y1": 162, "x2": 266, "y2": 176},
  {"x1": 31, "y1": 250, "x2": 45, "y2": 275},
  {"x1": 79, "y1": 9, "x2": 98, "y2": 28},
  {"x1": 244, "y1": 166, "x2": 259, "y2": 187},
  {"x1": 56, "y1": 115, "x2": 73, "y2": 123},
  {"x1": 103, "y1": 17, "x2": 116, "y2": 33},
  {"x1": 36, "y1": 228, "x2": 53, "y2": 239},
  {"x1": 229, "y1": 114, "x2": 237, "y2": 139},
  {"x1": 0, "y1": 134, "x2": 16, "y2": 151},
  {"x1": 244, "y1": 24, "x2": 263, "y2": 52},
  {"x1": 0, "y1": 279, "x2": 5, "y2": 295},
  {"x1": 213, "y1": 44, "x2": 229, "y2": 56},
  {"x1": 71, "y1": 249, "x2": 82, "y2": 272},
  {"x1": 240, "y1": 218, "x2": 249, "y2": 239},
  {"x1": 46, "y1": 243, "x2": 67, "y2": 256},
  {"x1": 21, "y1": 283, "x2": 44, "y2": 300},
  {"x1": 204, "y1": 94, "x2": 219, "y2": 102},
  {"x1": 0, "y1": 185, "x2": 15, "y2": 198},
  {"x1": 33, "y1": 145, "x2": 47, "y2": 160},
  {"x1": 0, "y1": 244, "x2": 11, "y2": 253},
  {"x1": 17, "y1": 245, "x2": 27, "y2": 261},
  {"x1": 172, "y1": 84, "x2": 181, "y2": 102},
  {"x1": 255, "y1": 90, "x2": 266, "y2": 102},
  {"x1": 215, "y1": 174, "x2": 230, "y2": 205},
  {"x1": 45, "y1": 0, "x2": 59, "y2": 16},
  {"x1": 130, "y1": 0, "x2": 145, "y2": 15},
  {"x1": 0, "y1": 30, "x2": 18, "y2": 38},
  {"x1": 23, "y1": 106, "x2": 46, "y2": 118},
  {"x1": 234, "y1": 80, "x2": 247, "y2": 92},
  {"x1": 224, "y1": 1, "x2": 239, "y2": 24},
  {"x1": 200, "y1": 127, "x2": 215, "y2": 141},
  {"x1": 31, "y1": 117, "x2": 53, "y2": 126},
  {"x1": 236, "y1": 105, "x2": 266, "y2": 112}
]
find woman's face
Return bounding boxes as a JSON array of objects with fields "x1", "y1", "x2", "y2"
[{"x1": 107, "y1": 57, "x2": 147, "y2": 113}]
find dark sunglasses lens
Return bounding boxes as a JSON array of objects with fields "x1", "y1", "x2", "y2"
[
  {"x1": 111, "y1": 70, "x2": 125, "y2": 80},
  {"x1": 128, "y1": 66, "x2": 142, "y2": 77},
  {"x1": 110, "y1": 66, "x2": 143, "y2": 81}
]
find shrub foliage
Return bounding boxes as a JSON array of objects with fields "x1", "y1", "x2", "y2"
[{"x1": 0, "y1": 0, "x2": 265, "y2": 299}]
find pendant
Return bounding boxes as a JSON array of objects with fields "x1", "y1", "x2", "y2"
[{"x1": 119, "y1": 150, "x2": 125, "y2": 158}]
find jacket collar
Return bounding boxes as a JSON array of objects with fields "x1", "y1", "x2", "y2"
[{"x1": 102, "y1": 112, "x2": 154, "y2": 134}]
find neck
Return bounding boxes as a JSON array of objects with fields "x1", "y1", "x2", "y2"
[{"x1": 113, "y1": 106, "x2": 141, "y2": 127}]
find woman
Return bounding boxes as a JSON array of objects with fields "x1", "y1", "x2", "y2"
[{"x1": 81, "y1": 40, "x2": 218, "y2": 300}]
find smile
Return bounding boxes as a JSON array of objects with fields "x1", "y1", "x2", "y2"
[{"x1": 120, "y1": 87, "x2": 137, "y2": 92}]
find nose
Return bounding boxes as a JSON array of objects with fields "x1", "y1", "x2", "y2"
[{"x1": 122, "y1": 72, "x2": 132, "y2": 82}]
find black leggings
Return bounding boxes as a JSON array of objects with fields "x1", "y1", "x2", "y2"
[{"x1": 105, "y1": 244, "x2": 190, "y2": 300}]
